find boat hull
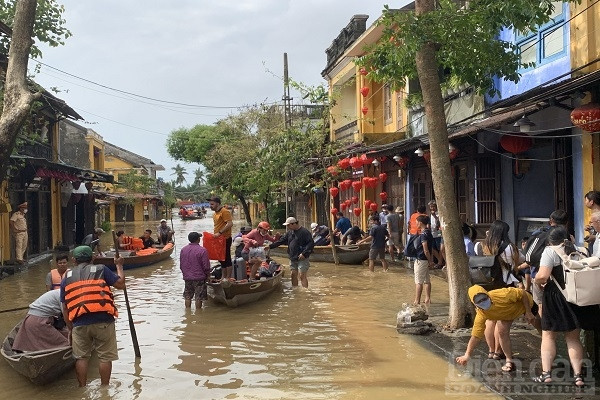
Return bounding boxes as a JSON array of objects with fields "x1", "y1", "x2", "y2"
[
  {"x1": 268, "y1": 244, "x2": 369, "y2": 265},
  {"x1": 94, "y1": 245, "x2": 175, "y2": 270},
  {"x1": 207, "y1": 270, "x2": 284, "y2": 307},
  {"x1": 1, "y1": 322, "x2": 75, "y2": 385}
]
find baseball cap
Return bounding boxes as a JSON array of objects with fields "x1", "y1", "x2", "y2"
[
  {"x1": 73, "y1": 245, "x2": 93, "y2": 259},
  {"x1": 473, "y1": 293, "x2": 492, "y2": 310},
  {"x1": 310, "y1": 223, "x2": 318, "y2": 230},
  {"x1": 283, "y1": 217, "x2": 298, "y2": 226},
  {"x1": 207, "y1": 196, "x2": 221, "y2": 203},
  {"x1": 160, "y1": 219, "x2": 167, "y2": 223}
]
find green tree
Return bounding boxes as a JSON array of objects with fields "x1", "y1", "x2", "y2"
[
  {"x1": 171, "y1": 164, "x2": 187, "y2": 187},
  {"x1": 193, "y1": 168, "x2": 206, "y2": 186},
  {"x1": 358, "y1": 0, "x2": 575, "y2": 329},
  {"x1": 0, "y1": 0, "x2": 72, "y2": 181}
]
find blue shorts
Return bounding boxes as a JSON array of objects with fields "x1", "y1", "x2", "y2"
[{"x1": 290, "y1": 258, "x2": 310, "y2": 272}]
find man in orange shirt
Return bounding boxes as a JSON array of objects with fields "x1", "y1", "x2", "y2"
[
  {"x1": 407, "y1": 205, "x2": 427, "y2": 236},
  {"x1": 209, "y1": 196, "x2": 233, "y2": 280}
]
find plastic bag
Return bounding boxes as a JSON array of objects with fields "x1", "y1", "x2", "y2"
[{"x1": 203, "y1": 232, "x2": 226, "y2": 261}]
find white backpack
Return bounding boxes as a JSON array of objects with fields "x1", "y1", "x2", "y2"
[{"x1": 549, "y1": 244, "x2": 600, "y2": 306}]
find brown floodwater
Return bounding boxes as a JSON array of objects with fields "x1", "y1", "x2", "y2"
[{"x1": 0, "y1": 215, "x2": 498, "y2": 399}]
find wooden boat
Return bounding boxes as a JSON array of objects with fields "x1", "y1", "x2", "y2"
[
  {"x1": 1, "y1": 321, "x2": 74, "y2": 385},
  {"x1": 268, "y1": 243, "x2": 370, "y2": 265},
  {"x1": 207, "y1": 269, "x2": 284, "y2": 307},
  {"x1": 94, "y1": 243, "x2": 175, "y2": 271}
]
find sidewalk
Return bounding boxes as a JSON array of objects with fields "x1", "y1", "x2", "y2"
[{"x1": 393, "y1": 260, "x2": 600, "y2": 399}]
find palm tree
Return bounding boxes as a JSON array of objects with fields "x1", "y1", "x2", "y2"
[
  {"x1": 193, "y1": 168, "x2": 206, "y2": 186},
  {"x1": 171, "y1": 164, "x2": 187, "y2": 186}
]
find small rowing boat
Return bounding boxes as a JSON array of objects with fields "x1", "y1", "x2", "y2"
[
  {"x1": 94, "y1": 243, "x2": 175, "y2": 270},
  {"x1": 181, "y1": 214, "x2": 204, "y2": 220},
  {"x1": 1, "y1": 321, "x2": 74, "y2": 385},
  {"x1": 207, "y1": 269, "x2": 284, "y2": 307},
  {"x1": 268, "y1": 243, "x2": 370, "y2": 265}
]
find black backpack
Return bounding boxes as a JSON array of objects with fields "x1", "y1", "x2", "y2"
[
  {"x1": 403, "y1": 235, "x2": 420, "y2": 258},
  {"x1": 523, "y1": 227, "x2": 552, "y2": 268}
]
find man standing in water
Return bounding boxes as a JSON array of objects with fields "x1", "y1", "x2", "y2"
[
  {"x1": 208, "y1": 196, "x2": 233, "y2": 280},
  {"x1": 180, "y1": 232, "x2": 211, "y2": 309},
  {"x1": 61, "y1": 246, "x2": 125, "y2": 387},
  {"x1": 268, "y1": 217, "x2": 314, "y2": 288}
]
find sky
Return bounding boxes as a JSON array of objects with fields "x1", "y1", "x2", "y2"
[{"x1": 32, "y1": 1, "x2": 408, "y2": 182}]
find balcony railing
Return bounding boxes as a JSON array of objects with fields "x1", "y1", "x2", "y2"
[
  {"x1": 334, "y1": 120, "x2": 358, "y2": 141},
  {"x1": 19, "y1": 141, "x2": 53, "y2": 160}
]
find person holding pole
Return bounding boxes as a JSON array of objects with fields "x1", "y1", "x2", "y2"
[{"x1": 60, "y1": 246, "x2": 125, "y2": 387}]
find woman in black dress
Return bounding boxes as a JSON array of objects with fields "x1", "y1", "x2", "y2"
[{"x1": 533, "y1": 226, "x2": 598, "y2": 386}]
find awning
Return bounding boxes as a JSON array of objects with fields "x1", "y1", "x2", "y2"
[{"x1": 11, "y1": 155, "x2": 114, "y2": 184}]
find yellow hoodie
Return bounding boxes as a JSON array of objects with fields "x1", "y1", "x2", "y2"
[{"x1": 468, "y1": 285, "x2": 533, "y2": 339}]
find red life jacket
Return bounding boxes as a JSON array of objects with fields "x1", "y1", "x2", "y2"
[{"x1": 63, "y1": 264, "x2": 118, "y2": 322}]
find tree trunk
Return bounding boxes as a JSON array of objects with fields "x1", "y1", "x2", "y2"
[
  {"x1": 234, "y1": 192, "x2": 252, "y2": 225},
  {"x1": 0, "y1": 0, "x2": 39, "y2": 181},
  {"x1": 415, "y1": 0, "x2": 473, "y2": 329}
]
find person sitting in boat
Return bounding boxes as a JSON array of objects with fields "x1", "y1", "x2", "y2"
[
  {"x1": 11, "y1": 289, "x2": 69, "y2": 352},
  {"x1": 242, "y1": 221, "x2": 279, "y2": 280},
  {"x1": 231, "y1": 227, "x2": 251, "y2": 280},
  {"x1": 201, "y1": 206, "x2": 207, "y2": 215},
  {"x1": 157, "y1": 219, "x2": 174, "y2": 245},
  {"x1": 46, "y1": 252, "x2": 70, "y2": 291},
  {"x1": 139, "y1": 229, "x2": 156, "y2": 249},
  {"x1": 310, "y1": 223, "x2": 330, "y2": 246},
  {"x1": 178, "y1": 206, "x2": 186, "y2": 216},
  {"x1": 82, "y1": 227, "x2": 106, "y2": 256},
  {"x1": 341, "y1": 226, "x2": 366, "y2": 245}
]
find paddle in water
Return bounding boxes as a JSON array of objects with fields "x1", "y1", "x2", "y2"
[{"x1": 112, "y1": 230, "x2": 141, "y2": 358}]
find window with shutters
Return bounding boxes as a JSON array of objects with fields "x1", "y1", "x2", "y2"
[{"x1": 474, "y1": 157, "x2": 498, "y2": 224}]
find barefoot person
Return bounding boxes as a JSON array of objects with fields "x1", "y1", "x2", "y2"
[
  {"x1": 180, "y1": 232, "x2": 211, "y2": 309},
  {"x1": 268, "y1": 217, "x2": 314, "y2": 288},
  {"x1": 61, "y1": 246, "x2": 125, "y2": 387},
  {"x1": 208, "y1": 196, "x2": 233, "y2": 280},
  {"x1": 413, "y1": 215, "x2": 433, "y2": 305}
]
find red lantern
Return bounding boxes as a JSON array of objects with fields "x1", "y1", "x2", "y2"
[
  {"x1": 351, "y1": 195, "x2": 359, "y2": 204},
  {"x1": 341, "y1": 202, "x2": 348, "y2": 210},
  {"x1": 352, "y1": 180, "x2": 363, "y2": 192},
  {"x1": 353, "y1": 207, "x2": 362, "y2": 216},
  {"x1": 368, "y1": 177, "x2": 379, "y2": 188},
  {"x1": 349, "y1": 157, "x2": 363, "y2": 169},
  {"x1": 369, "y1": 203, "x2": 378, "y2": 212},
  {"x1": 359, "y1": 67, "x2": 367, "y2": 76},
  {"x1": 329, "y1": 187, "x2": 339, "y2": 197},
  {"x1": 499, "y1": 133, "x2": 533, "y2": 154},
  {"x1": 571, "y1": 103, "x2": 600, "y2": 132},
  {"x1": 337, "y1": 158, "x2": 351, "y2": 169},
  {"x1": 360, "y1": 87, "x2": 370, "y2": 97},
  {"x1": 345, "y1": 199, "x2": 352, "y2": 206},
  {"x1": 379, "y1": 172, "x2": 387, "y2": 183},
  {"x1": 330, "y1": 208, "x2": 338, "y2": 215},
  {"x1": 364, "y1": 199, "x2": 372, "y2": 209},
  {"x1": 379, "y1": 192, "x2": 388, "y2": 202},
  {"x1": 423, "y1": 151, "x2": 431, "y2": 166},
  {"x1": 449, "y1": 149, "x2": 459, "y2": 160},
  {"x1": 361, "y1": 106, "x2": 369, "y2": 115},
  {"x1": 359, "y1": 154, "x2": 374, "y2": 165},
  {"x1": 327, "y1": 166, "x2": 339, "y2": 176}
]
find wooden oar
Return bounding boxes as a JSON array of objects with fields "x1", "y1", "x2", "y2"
[
  {"x1": 112, "y1": 230, "x2": 141, "y2": 358},
  {"x1": 0, "y1": 305, "x2": 29, "y2": 314}
]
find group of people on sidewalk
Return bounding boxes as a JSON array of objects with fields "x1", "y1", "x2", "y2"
[{"x1": 454, "y1": 192, "x2": 600, "y2": 388}]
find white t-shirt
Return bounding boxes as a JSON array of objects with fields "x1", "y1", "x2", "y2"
[{"x1": 539, "y1": 246, "x2": 562, "y2": 269}]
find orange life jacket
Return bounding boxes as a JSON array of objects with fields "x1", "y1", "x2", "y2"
[
  {"x1": 63, "y1": 264, "x2": 118, "y2": 322},
  {"x1": 121, "y1": 236, "x2": 144, "y2": 251},
  {"x1": 49, "y1": 268, "x2": 67, "y2": 290}
]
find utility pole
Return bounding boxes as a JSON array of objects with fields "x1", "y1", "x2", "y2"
[{"x1": 283, "y1": 53, "x2": 292, "y2": 218}]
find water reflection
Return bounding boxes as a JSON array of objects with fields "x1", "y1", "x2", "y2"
[{"x1": 0, "y1": 214, "x2": 498, "y2": 399}]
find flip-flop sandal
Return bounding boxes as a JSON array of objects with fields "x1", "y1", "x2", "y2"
[{"x1": 501, "y1": 361, "x2": 516, "y2": 372}]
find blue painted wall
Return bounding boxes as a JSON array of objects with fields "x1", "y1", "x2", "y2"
[{"x1": 488, "y1": 3, "x2": 571, "y2": 103}]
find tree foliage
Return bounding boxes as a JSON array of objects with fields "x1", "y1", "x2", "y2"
[
  {"x1": 359, "y1": 0, "x2": 579, "y2": 96},
  {"x1": 171, "y1": 163, "x2": 187, "y2": 187},
  {"x1": 0, "y1": 0, "x2": 71, "y2": 59}
]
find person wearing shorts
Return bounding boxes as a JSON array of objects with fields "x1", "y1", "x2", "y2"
[
  {"x1": 61, "y1": 246, "x2": 125, "y2": 387},
  {"x1": 358, "y1": 215, "x2": 389, "y2": 272},
  {"x1": 268, "y1": 217, "x2": 314, "y2": 288},
  {"x1": 180, "y1": 232, "x2": 211, "y2": 308},
  {"x1": 413, "y1": 215, "x2": 433, "y2": 305}
]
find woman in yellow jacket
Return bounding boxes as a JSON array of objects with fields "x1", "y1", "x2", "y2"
[{"x1": 455, "y1": 285, "x2": 537, "y2": 372}]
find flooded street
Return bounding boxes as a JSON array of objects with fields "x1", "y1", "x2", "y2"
[{"x1": 0, "y1": 215, "x2": 497, "y2": 399}]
